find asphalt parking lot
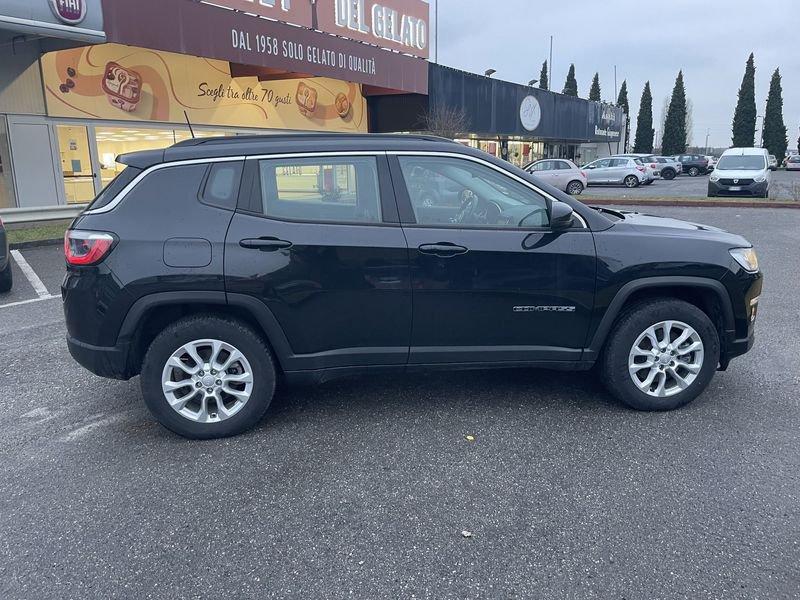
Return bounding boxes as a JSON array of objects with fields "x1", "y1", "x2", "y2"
[
  {"x1": 1, "y1": 206, "x2": 798, "y2": 599},
  {"x1": 582, "y1": 169, "x2": 800, "y2": 200}
]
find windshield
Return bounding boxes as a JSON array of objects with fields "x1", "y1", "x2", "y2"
[{"x1": 716, "y1": 155, "x2": 766, "y2": 171}]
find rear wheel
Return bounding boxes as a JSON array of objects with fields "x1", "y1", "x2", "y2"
[
  {"x1": 0, "y1": 259, "x2": 12, "y2": 293},
  {"x1": 688, "y1": 166, "x2": 700, "y2": 177},
  {"x1": 661, "y1": 168, "x2": 676, "y2": 180},
  {"x1": 624, "y1": 175, "x2": 639, "y2": 188},
  {"x1": 601, "y1": 299, "x2": 719, "y2": 411},
  {"x1": 140, "y1": 315, "x2": 276, "y2": 439},
  {"x1": 566, "y1": 180, "x2": 584, "y2": 195}
]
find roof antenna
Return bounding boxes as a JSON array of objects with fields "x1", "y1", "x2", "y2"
[{"x1": 184, "y1": 111, "x2": 196, "y2": 139}]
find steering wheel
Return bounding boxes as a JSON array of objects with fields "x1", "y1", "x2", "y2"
[
  {"x1": 454, "y1": 189, "x2": 478, "y2": 224},
  {"x1": 517, "y1": 207, "x2": 549, "y2": 227}
]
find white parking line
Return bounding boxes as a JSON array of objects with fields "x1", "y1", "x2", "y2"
[
  {"x1": 11, "y1": 249, "x2": 50, "y2": 298},
  {"x1": 0, "y1": 294, "x2": 60, "y2": 310}
]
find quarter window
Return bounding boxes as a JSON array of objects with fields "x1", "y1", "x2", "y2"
[
  {"x1": 398, "y1": 156, "x2": 550, "y2": 229},
  {"x1": 258, "y1": 157, "x2": 381, "y2": 224},
  {"x1": 201, "y1": 161, "x2": 243, "y2": 210}
]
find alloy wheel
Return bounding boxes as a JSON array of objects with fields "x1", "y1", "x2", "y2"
[
  {"x1": 161, "y1": 338, "x2": 254, "y2": 423},
  {"x1": 625, "y1": 176, "x2": 638, "y2": 188},
  {"x1": 627, "y1": 320, "x2": 704, "y2": 398},
  {"x1": 567, "y1": 181, "x2": 584, "y2": 195}
]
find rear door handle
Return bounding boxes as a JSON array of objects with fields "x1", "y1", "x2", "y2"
[
  {"x1": 418, "y1": 242, "x2": 468, "y2": 257},
  {"x1": 239, "y1": 237, "x2": 293, "y2": 251}
]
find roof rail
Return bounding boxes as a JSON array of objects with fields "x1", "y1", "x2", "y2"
[{"x1": 172, "y1": 132, "x2": 458, "y2": 147}]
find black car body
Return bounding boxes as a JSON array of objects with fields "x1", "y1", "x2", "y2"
[
  {"x1": 63, "y1": 134, "x2": 762, "y2": 438},
  {"x1": 0, "y1": 217, "x2": 11, "y2": 293},
  {"x1": 676, "y1": 154, "x2": 710, "y2": 176}
]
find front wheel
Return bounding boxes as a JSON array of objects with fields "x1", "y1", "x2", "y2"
[
  {"x1": 140, "y1": 315, "x2": 277, "y2": 439},
  {"x1": 661, "y1": 169, "x2": 676, "y2": 180},
  {"x1": 601, "y1": 299, "x2": 719, "y2": 411},
  {"x1": 566, "y1": 180, "x2": 584, "y2": 195},
  {"x1": 688, "y1": 166, "x2": 700, "y2": 177},
  {"x1": 624, "y1": 175, "x2": 640, "y2": 188},
  {"x1": 0, "y1": 259, "x2": 12, "y2": 293}
]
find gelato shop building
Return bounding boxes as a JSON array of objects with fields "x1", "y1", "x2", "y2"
[{"x1": 0, "y1": 0, "x2": 428, "y2": 210}]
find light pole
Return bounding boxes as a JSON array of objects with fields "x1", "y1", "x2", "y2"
[
  {"x1": 484, "y1": 69, "x2": 496, "y2": 78},
  {"x1": 705, "y1": 129, "x2": 710, "y2": 154},
  {"x1": 755, "y1": 115, "x2": 764, "y2": 147},
  {"x1": 528, "y1": 79, "x2": 538, "y2": 87},
  {"x1": 548, "y1": 36, "x2": 553, "y2": 91}
]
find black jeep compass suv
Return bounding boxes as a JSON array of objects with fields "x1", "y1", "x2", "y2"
[{"x1": 63, "y1": 134, "x2": 762, "y2": 439}]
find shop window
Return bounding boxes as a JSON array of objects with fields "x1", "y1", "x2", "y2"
[
  {"x1": 57, "y1": 125, "x2": 96, "y2": 204},
  {"x1": 258, "y1": 157, "x2": 381, "y2": 224},
  {"x1": 0, "y1": 117, "x2": 16, "y2": 209}
]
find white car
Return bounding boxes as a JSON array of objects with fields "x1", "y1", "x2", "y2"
[
  {"x1": 786, "y1": 155, "x2": 800, "y2": 171},
  {"x1": 582, "y1": 157, "x2": 648, "y2": 188},
  {"x1": 705, "y1": 156, "x2": 717, "y2": 171},
  {"x1": 525, "y1": 158, "x2": 588, "y2": 195},
  {"x1": 708, "y1": 147, "x2": 771, "y2": 198}
]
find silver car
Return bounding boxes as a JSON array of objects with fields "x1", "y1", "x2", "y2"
[
  {"x1": 582, "y1": 157, "x2": 647, "y2": 188},
  {"x1": 524, "y1": 159, "x2": 588, "y2": 195}
]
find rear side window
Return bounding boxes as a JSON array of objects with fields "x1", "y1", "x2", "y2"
[
  {"x1": 201, "y1": 161, "x2": 243, "y2": 210},
  {"x1": 87, "y1": 166, "x2": 141, "y2": 210},
  {"x1": 258, "y1": 157, "x2": 381, "y2": 224}
]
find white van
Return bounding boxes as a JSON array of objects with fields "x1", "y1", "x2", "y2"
[{"x1": 708, "y1": 147, "x2": 770, "y2": 198}]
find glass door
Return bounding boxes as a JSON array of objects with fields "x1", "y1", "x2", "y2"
[{"x1": 56, "y1": 125, "x2": 98, "y2": 204}]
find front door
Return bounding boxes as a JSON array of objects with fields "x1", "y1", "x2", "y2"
[
  {"x1": 391, "y1": 153, "x2": 597, "y2": 365},
  {"x1": 225, "y1": 154, "x2": 411, "y2": 371},
  {"x1": 585, "y1": 158, "x2": 611, "y2": 184}
]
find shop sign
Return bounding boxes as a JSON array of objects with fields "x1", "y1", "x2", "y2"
[
  {"x1": 317, "y1": 0, "x2": 430, "y2": 59},
  {"x1": 0, "y1": 0, "x2": 104, "y2": 42},
  {"x1": 519, "y1": 95, "x2": 542, "y2": 132},
  {"x1": 101, "y1": 0, "x2": 428, "y2": 94},
  {"x1": 41, "y1": 44, "x2": 368, "y2": 132},
  {"x1": 49, "y1": 0, "x2": 87, "y2": 25},
  {"x1": 203, "y1": 0, "x2": 313, "y2": 29}
]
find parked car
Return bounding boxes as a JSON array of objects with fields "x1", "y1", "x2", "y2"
[
  {"x1": 708, "y1": 147, "x2": 771, "y2": 198},
  {"x1": 675, "y1": 154, "x2": 710, "y2": 176},
  {"x1": 63, "y1": 134, "x2": 762, "y2": 438},
  {"x1": 653, "y1": 156, "x2": 682, "y2": 180},
  {"x1": 786, "y1": 155, "x2": 800, "y2": 171},
  {"x1": 583, "y1": 156, "x2": 647, "y2": 188},
  {"x1": 524, "y1": 158, "x2": 587, "y2": 195},
  {"x1": 768, "y1": 155, "x2": 778, "y2": 171},
  {"x1": 0, "y1": 217, "x2": 12, "y2": 293},
  {"x1": 705, "y1": 156, "x2": 717, "y2": 171},
  {"x1": 611, "y1": 154, "x2": 657, "y2": 184}
]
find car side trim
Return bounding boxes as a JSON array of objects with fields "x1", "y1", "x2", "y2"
[{"x1": 583, "y1": 276, "x2": 735, "y2": 360}]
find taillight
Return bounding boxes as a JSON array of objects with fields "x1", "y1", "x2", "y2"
[
  {"x1": 64, "y1": 230, "x2": 116, "y2": 266},
  {"x1": 636, "y1": 166, "x2": 646, "y2": 172},
  {"x1": 580, "y1": 171, "x2": 586, "y2": 178},
  {"x1": 650, "y1": 163, "x2": 657, "y2": 168}
]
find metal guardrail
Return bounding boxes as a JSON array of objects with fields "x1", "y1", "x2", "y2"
[{"x1": 0, "y1": 204, "x2": 87, "y2": 224}]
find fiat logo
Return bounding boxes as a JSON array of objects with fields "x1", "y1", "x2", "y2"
[
  {"x1": 49, "y1": 0, "x2": 87, "y2": 25},
  {"x1": 733, "y1": 179, "x2": 739, "y2": 184}
]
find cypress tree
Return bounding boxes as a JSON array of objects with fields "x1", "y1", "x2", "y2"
[
  {"x1": 539, "y1": 61, "x2": 548, "y2": 90},
  {"x1": 762, "y1": 68, "x2": 787, "y2": 160},
  {"x1": 589, "y1": 73, "x2": 601, "y2": 101},
  {"x1": 731, "y1": 53, "x2": 757, "y2": 147},
  {"x1": 562, "y1": 64, "x2": 578, "y2": 97},
  {"x1": 661, "y1": 71, "x2": 688, "y2": 155},
  {"x1": 616, "y1": 80, "x2": 630, "y2": 152},
  {"x1": 633, "y1": 81, "x2": 654, "y2": 153}
]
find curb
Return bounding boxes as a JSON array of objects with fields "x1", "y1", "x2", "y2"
[
  {"x1": 9, "y1": 238, "x2": 63, "y2": 250},
  {"x1": 583, "y1": 198, "x2": 800, "y2": 209}
]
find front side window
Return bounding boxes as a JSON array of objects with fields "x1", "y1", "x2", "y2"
[
  {"x1": 258, "y1": 156, "x2": 381, "y2": 224},
  {"x1": 399, "y1": 156, "x2": 550, "y2": 229},
  {"x1": 590, "y1": 159, "x2": 611, "y2": 169},
  {"x1": 716, "y1": 155, "x2": 766, "y2": 171}
]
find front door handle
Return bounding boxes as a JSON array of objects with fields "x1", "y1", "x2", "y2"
[
  {"x1": 239, "y1": 237, "x2": 293, "y2": 251},
  {"x1": 418, "y1": 242, "x2": 468, "y2": 257}
]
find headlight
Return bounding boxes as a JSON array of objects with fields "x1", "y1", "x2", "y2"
[
  {"x1": 754, "y1": 173, "x2": 767, "y2": 183},
  {"x1": 709, "y1": 174, "x2": 719, "y2": 182},
  {"x1": 730, "y1": 247, "x2": 759, "y2": 273}
]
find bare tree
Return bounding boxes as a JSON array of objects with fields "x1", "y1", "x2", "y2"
[{"x1": 419, "y1": 105, "x2": 469, "y2": 139}]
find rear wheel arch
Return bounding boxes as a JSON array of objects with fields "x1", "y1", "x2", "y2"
[
  {"x1": 587, "y1": 278, "x2": 734, "y2": 361},
  {"x1": 119, "y1": 292, "x2": 293, "y2": 377}
]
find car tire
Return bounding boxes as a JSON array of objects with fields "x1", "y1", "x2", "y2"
[
  {"x1": 624, "y1": 175, "x2": 639, "y2": 188},
  {"x1": 600, "y1": 299, "x2": 719, "y2": 411},
  {"x1": 661, "y1": 169, "x2": 676, "y2": 180},
  {"x1": 566, "y1": 180, "x2": 584, "y2": 195},
  {"x1": 0, "y1": 259, "x2": 12, "y2": 293},
  {"x1": 140, "y1": 315, "x2": 277, "y2": 439},
  {"x1": 644, "y1": 179, "x2": 654, "y2": 185},
  {"x1": 688, "y1": 166, "x2": 700, "y2": 177}
]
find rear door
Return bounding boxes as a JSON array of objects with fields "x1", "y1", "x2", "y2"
[
  {"x1": 390, "y1": 152, "x2": 597, "y2": 365},
  {"x1": 224, "y1": 153, "x2": 411, "y2": 371},
  {"x1": 607, "y1": 158, "x2": 631, "y2": 183}
]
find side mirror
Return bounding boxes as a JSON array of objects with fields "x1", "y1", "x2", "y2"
[
  {"x1": 585, "y1": 165, "x2": 595, "y2": 169},
  {"x1": 550, "y1": 201, "x2": 575, "y2": 231}
]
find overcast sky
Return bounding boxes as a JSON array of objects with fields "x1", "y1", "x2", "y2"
[{"x1": 431, "y1": 0, "x2": 800, "y2": 150}]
